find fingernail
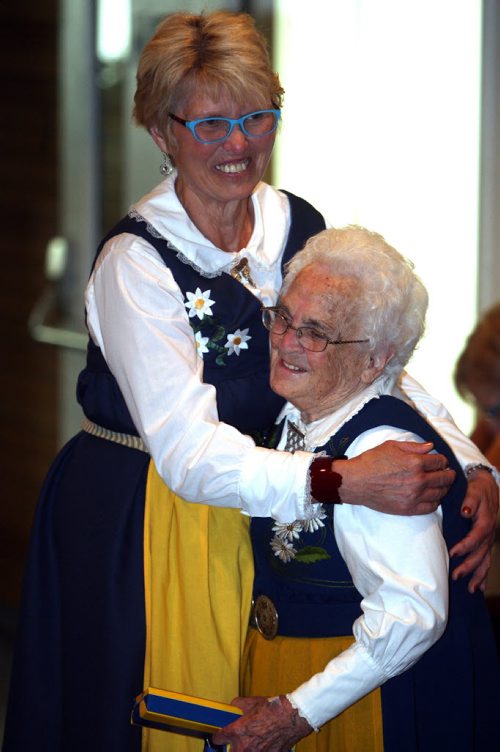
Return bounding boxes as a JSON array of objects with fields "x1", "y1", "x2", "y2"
[{"x1": 461, "y1": 506, "x2": 472, "y2": 517}]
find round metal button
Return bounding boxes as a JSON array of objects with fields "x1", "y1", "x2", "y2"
[{"x1": 253, "y1": 595, "x2": 279, "y2": 640}]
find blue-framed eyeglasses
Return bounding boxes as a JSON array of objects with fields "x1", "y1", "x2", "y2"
[
  {"x1": 262, "y1": 306, "x2": 369, "y2": 353},
  {"x1": 168, "y1": 109, "x2": 281, "y2": 144}
]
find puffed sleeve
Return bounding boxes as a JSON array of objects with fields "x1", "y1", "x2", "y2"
[
  {"x1": 287, "y1": 427, "x2": 449, "y2": 730},
  {"x1": 85, "y1": 234, "x2": 313, "y2": 522}
]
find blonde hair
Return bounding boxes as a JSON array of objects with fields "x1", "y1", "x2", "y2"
[{"x1": 133, "y1": 11, "x2": 283, "y2": 146}]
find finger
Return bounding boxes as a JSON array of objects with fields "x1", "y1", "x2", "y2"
[
  {"x1": 396, "y1": 441, "x2": 434, "y2": 454},
  {"x1": 419, "y1": 453, "x2": 452, "y2": 472},
  {"x1": 418, "y1": 468, "x2": 456, "y2": 490},
  {"x1": 409, "y1": 501, "x2": 441, "y2": 515},
  {"x1": 466, "y1": 557, "x2": 490, "y2": 594},
  {"x1": 410, "y1": 479, "x2": 455, "y2": 507},
  {"x1": 211, "y1": 732, "x2": 229, "y2": 745},
  {"x1": 459, "y1": 493, "x2": 481, "y2": 519},
  {"x1": 449, "y1": 523, "x2": 491, "y2": 558},
  {"x1": 451, "y1": 545, "x2": 491, "y2": 585},
  {"x1": 461, "y1": 552, "x2": 490, "y2": 593}
]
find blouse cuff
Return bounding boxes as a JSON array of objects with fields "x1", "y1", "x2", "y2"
[
  {"x1": 239, "y1": 445, "x2": 313, "y2": 522},
  {"x1": 285, "y1": 694, "x2": 319, "y2": 733}
]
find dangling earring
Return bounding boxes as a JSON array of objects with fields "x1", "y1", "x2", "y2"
[{"x1": 160, "y1": 152, "x2": 174, "y2": 176}]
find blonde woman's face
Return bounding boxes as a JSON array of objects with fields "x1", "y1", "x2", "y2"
[{"x1": 166, "y1": 89, "x2": 276, "y2": 210}]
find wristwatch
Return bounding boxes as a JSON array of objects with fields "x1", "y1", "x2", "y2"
[{"x1": 465, "y1": 463, "x2": 494, "y2": 479}]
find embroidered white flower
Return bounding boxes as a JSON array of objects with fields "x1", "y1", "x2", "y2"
[
  {"x1": 185, "y1": 288, "x2": 215, "y2": 320},
  {"x1": 271, "y1": 537, "x2": 297, "y2": 563},
  {"x1": 272, "y1": 520, "x2": 303, "y2": 542},
  {"x1": 224, "y1": 328, "x2": 251, "y2": 356},
  {"x1": 269, "y1": 506, "x2": 328, "y2": 563},
  {"x1": 194, "y1": 331, "x2": 209, "y2": 355},
  {"x1": 302, "y1": 508, "x2": 327, "y2": 533}
]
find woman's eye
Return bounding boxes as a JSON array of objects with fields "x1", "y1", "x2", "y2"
[
  {"x1": 308, "y1": 329, "x2": 326, "y2": 342},
  {"x1": 201, "y1": 118, "x2": 225, "y2": 129}
]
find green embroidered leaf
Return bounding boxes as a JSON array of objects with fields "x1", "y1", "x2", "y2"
[
  {"x1": 208, "y1": 341, "x2": 225, "y2": 353},
  {"x1": 295, "y1": 547, "x2": 331, "y2": 563},
  {"x1": 215, "y1": 354, "x2": 227, "y2": 366},
  {"x1": 212, "y1": 326, "x2": 226, "y2": 342}
]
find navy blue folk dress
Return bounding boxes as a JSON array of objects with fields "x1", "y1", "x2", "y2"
[{"x1": 3, "y1": 192, "x2": 325, "y2": 752}]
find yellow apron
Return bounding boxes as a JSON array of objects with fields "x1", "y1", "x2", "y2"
[
  {"x1": 142, "y1": 462, "x2": 253, "y2": 752},
  {"x1": 242, "y1": 628, "x2": 384, "y2": 752}
]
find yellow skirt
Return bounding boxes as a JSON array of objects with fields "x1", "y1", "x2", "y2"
[
  {"x1": 242, "y1": 628, "x2": 384, "y2": 752},
  {"x1": 141, "y1": 462, "x2": 254, "y2": 752}
]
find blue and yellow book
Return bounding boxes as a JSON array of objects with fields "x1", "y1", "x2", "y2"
[{"x1": 131, "y1": 687, "x2": 243, "y2": 736}]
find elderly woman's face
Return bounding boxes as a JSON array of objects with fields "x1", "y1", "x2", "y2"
[
  {"x1": 165, "y1": 89, "x2": 276, "y2": 208},
  {"x1": 270, "y1": 265, "x2": 372, "y2": 423}
]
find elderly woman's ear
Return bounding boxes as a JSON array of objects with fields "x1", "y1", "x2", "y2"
[{"x1": 361, "y1": 351, "x2": 394, "y2": 385}]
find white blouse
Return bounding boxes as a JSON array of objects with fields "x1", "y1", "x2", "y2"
[
  {"x1": 84, "y1": 175, "x2": 493, "y2": 523},
  {"x1": 282, "y1": 383, "x2": 448, "y2": 729}
]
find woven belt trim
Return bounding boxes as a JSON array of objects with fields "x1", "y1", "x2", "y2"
[{"x1": 82, "y1": 418, "x2": 149, "y2": 454}]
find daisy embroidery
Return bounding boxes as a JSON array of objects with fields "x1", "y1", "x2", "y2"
[
  {"x1": 271, "y1": 537, "x2": 297, "y2": 563},
  {"x1": 302, "y1": 507, "x2": 327, "y2": 533},
  {"x1": 194, "y1": 331, "x2": 209, "y2": 355},
  {"x1": 269, "y1": 507, "x2": 328, "y2": 564},
  {"x1": 224, "y1": 328, "x2": 251, "y2": 356},
  {"x1": 185, "y1": 288, "x2": 215, "y2": 320},
  {"x1": 272, "y1": 520, "x2": 303, "y2": 542}
]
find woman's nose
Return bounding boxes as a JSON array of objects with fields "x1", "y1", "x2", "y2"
[
  {"x1": 279, "y1": 325, "x2": 303, "y2": 351},
  {"x1": 223, "y1": 125, "x2": 248, "y2": 151}
]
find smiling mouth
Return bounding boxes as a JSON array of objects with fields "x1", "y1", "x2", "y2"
[
  {"x1": 281, "y1": 359, "x2": 306, "y2": 373},
  {"x1": 215, "y1": 159, "x2": 250, "y2": 174}
]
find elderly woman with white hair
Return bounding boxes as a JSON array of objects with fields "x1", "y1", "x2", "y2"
[{"x1": 214, "y1": 226, "x2": 500, "y2": 752}]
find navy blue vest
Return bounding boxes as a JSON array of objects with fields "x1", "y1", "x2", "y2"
[
  {"x1": 251, "y1": 395, "x2": 470, "y2": 637},
  {"x1": 76, "y1": 191, "x2": 326, "y2": 442}
]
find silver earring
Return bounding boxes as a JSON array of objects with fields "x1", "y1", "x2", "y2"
[{"x1": 160, "y1": 152, "x2": 174, "y2": 176}]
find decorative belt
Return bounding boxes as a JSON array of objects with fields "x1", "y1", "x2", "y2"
[
  {"x1": 250, "y1": 593, "x2": 362, "y2": 640},
  {"x1": 82, "y1": 418, "x2": 149, "y2": 454}
]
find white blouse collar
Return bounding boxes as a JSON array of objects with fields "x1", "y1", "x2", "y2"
[
  {"x1": 131, "y1": 174, "x2": 290, "y2": 274},
  {"x1": 277, "y1": 373, "x2": 399, "y2": 451}
]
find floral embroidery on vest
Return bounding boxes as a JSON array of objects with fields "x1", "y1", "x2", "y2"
[{"x1": 184, "y1": 287, "x2": 252, "y2": 365}]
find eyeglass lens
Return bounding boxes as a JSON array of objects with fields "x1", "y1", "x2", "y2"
[
  {"x1": 195, "y1": 111, "x2": 277, "y2": 142},
  {"x1": 262, "y1": 309, "x2": 327, "y2": 352}
]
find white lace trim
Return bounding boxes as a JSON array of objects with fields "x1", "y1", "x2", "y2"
[
  {"x1": 303, "y1": 450, "x2": 329, "y2": 519},
  {"x1": 127, "y1": 208, "x2": 223, "y2": 279},
  {"x1": 286, "y1": 694, "x2": 319, "y2": 733}
]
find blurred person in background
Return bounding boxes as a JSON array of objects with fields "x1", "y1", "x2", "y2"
[{"x1": 455, "y1": 302, "x2": 500, "y2": 649}]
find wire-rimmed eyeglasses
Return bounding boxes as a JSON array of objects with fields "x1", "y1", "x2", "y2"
[
  {"x1": 168, "y1": 109, "x2": 281, "y2": 144},
  {"x1": 261, "y1": 306, "x2": 369, "y2": 353}
]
